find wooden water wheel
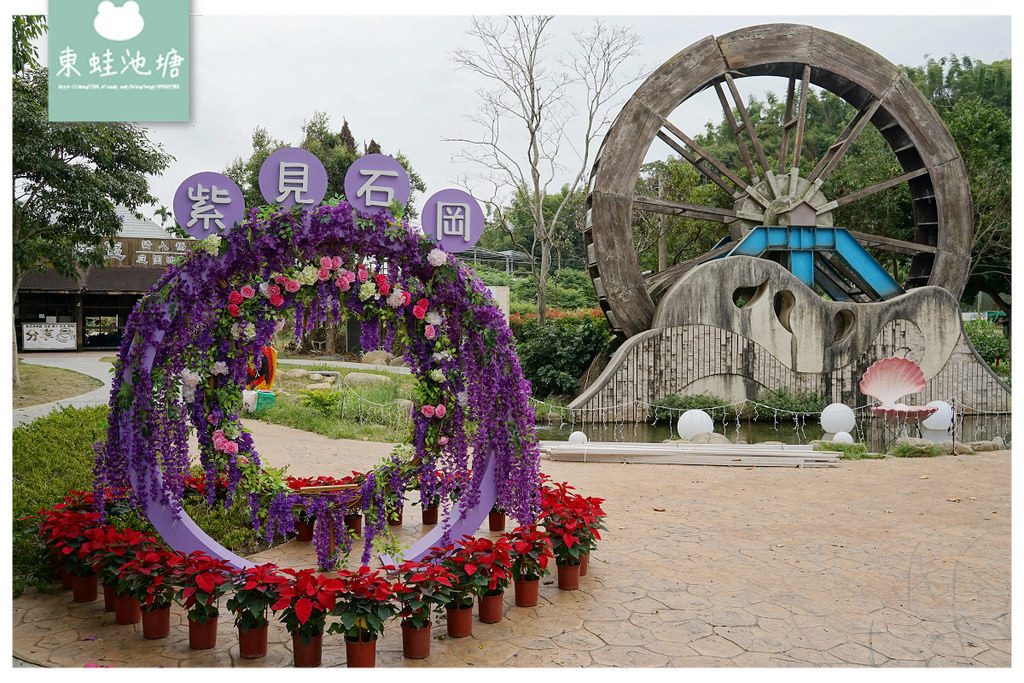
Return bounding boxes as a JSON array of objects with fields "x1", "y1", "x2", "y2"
[{"x1": 585, "y1": 24, "x2": 973, "y2": 338}]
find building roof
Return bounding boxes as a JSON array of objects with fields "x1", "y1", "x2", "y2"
[
  {"x1": 115, "y1": 207, "x2": 182, "y2": 240},
  {"x1": 20, "y1": 266, "x2": 168, "y2": 294}
]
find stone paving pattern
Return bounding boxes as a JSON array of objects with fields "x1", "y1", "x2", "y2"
[{"x1": 12, "y1": 419, "x2": 1011, "y2": 667}]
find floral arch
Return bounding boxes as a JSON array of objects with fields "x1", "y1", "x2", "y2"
[{"x1": 93, "y1": 200, "x2": 541, "y2": 568}]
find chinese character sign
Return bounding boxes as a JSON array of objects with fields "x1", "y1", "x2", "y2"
[
  {"x1": 421, "y1": 189, "x2": 485, "y2": 252},
  {"x1": 344, "y1": 154, "x2": 411, "y2": 214},
  {"x1": 258, "y1": 148, "x2": 328, "y2": 209},
  {"x1": 48, "y1": 0, "x2": 189, "y2": 122},
  {"x1": 173, "y1": 172, "x2": 245, "y2": 240}
]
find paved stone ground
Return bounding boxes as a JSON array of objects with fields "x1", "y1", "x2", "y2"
[{"x1": 11, "y1": 415, "x2": 1012, "y2": 668}]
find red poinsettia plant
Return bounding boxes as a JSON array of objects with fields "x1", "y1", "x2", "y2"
[
  {"x1": 77, "y1": 526, "x2": 158, "y2": 590},
  {"x1": 272, "y1": 567, "x2": 342, "y2": 645},
  {"x1": 116, "y1": 547, "x2": 186, "y2": 609},
  {"x1": 390, "y1": 560, "x2": 458, "y2": 630},
  {"x1": 539, "y1": 480, "x2": 603, "y2": 566},
  {"x1": 437, "y1": 535, "x2": 513, "y2": 605},
  {"x1": 226, "y1": 563, "x2": 289, "y2": 633},
  {"x1": 175, "y1": 551, "x2": 233, "y2": 624},
  {"x1": 327, "y1": 565, "x2": 401, "y2": 643},
  {"x1": 503, "y1": 525, "x2": 554, "y2": 581},
  {"x1": 37, "y1": 504, "x2": 103, "y2": 577}
]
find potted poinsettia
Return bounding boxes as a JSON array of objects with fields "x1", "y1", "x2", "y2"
[
  {"x1": 38, "y1": 506, "x2": 101, "y2": 597},
  {"x1": 577, "y1": 495, "x2": 606, "y2": 576},
  {"x1": 502, "y1": 525, "x2": 553, "y2": 606},
  {"x1": 116, "y1": 547, "x2": 186, "y2": 639},
  {"x1": 226, "y1": 563, "x2": 288, "y2": 659},
  {"x1": 79, "y1": 526, "x2": 157, "y2": 615},
  {"x1": 391, "y1": 560, "x2": 457, "y2": 659},
  {"x1": 328, "y1": 565, "x2": 401, "y2": 668},
  {"x1": 539, "y1": 480, "x2": 596, "y2": 590},
  {"x1": 175, "y1": 551, "x2": 233, "y2": 650},
  {"x1": 272, "y1": 567, "x2": 342, "y2": 668},
  {"x1": 457, "y1": 535, "x2": 513, "y2": 623}
]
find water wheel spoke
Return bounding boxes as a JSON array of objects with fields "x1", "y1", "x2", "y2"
[
  {"x1": 633, "y1": 195, "x2": 755, "y2": 223},
  {"x1": 655, "y1": 121, "x2": 748, "y2": 200},
  {"x1": 723, "y1": 73, "x2": 780, "y2": 198},
  {"x1": 805, "y1": 97, "x2": 883, "y2": 191},
  {"x1": 714, "y1": 81, "x2": 761, "y2": 185},
  {"x1": 816, "y1": 166, "x2": 929, "y2": 213}
]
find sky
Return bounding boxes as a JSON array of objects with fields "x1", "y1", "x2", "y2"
[{"x1": 10, "y1": 2, "x2": 1016, "y2": 225}]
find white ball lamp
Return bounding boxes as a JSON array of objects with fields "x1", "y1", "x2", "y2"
[
  {"x1": 677, "y1": 410, "x2": 714, "y2": 440},
  {"x1": 832, "y1": 431, "x2": 855, "y2": 444},
  {"x1": 568, "y1": 431, "x2": 588, "y2": 445},
  {"x1": 820, "y1": 403, "x2": 856, "y2": 434}
]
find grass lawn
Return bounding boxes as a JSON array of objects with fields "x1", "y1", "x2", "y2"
[{"x1": 12, "y1": 361, "x2": 103, "y2": 409}]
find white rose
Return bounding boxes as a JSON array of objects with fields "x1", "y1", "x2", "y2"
[{"x1": 427, "y1": 248, "x2": 447, "y2": 267}]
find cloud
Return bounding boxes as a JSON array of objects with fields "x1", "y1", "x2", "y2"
[{"x1": 93, "y1": 1, "x2": 145, "y2": 41}]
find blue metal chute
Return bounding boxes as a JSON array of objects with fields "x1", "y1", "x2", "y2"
[{"x1": 724, "y1": 226, "x2": 904, "y2": 301}]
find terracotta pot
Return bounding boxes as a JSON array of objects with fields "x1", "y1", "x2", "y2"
[
  {"x1": 292, "y1": 632, "x2": 323, "y2": 668},
  {"x1": 387, "y1": 507, "x2": 403, "y2": 526},
  {"x1": 295, "y1": 519, "x2": 314, "y2": 542},
  {"x1": 101, "y1": 582, "x2": 117, "y2": 612},
  {"x1": 58, "y1": 565, "x2": 73, "y2": 590},
  {"x1": 421, "y1": 505, "x2": 439, "y2": 526},
  {"x1": 114, "y1": 594, "x2": 141, "y2": 625},
  {"x1": 71, "y1": 573, "x2": 98, "y2": 602},
  {"x1": 141, "y1": 605, "x2": 171, "y2": 639},
  {"x1": 557, "y1": 563, "x2": 580, "y2": 591},
  {"x1": 514, "y1": 578, "x2": 540, "y2": 607},
  {"x1": 344, "y1": 513, "x2": 362, "y2": 536},
  {"x1": 580, "y1": 552, "x2": 590, "y2": 576},
  {"x1": 478, "y1": 591, "x2": 504, "y2": 623},
  {"x1": 445, "y1": 602, "x2": 473, "y2": 638},
  {"x1": 238, "y1": 624, "x2": 269, "y2": 659},
  {"x1": 188, "y1": 613, "x2": 219, "y2": 650},
  {"x1": 488, "y1": 511, "x2": 506, "y2": 532},
  {"x1": 401, "y1": 621, "x2": 431, "y2": 659},
  {"x1": 345, "y1": 635, "x2": 377, "y2": 668}
]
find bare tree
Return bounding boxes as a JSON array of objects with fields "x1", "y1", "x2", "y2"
[{"x1": 446, "y1": 16, "x2": 642, "y2": 321}]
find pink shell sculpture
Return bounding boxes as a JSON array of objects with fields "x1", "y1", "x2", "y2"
[{"x1": 859, "y1": 357, "x2": 937, "y2": 421}]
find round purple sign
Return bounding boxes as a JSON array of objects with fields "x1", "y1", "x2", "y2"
[
  {"x1": 421, "y1": 189, "x2": 485, "y2": 252},
  {"x1": 173, "y1": 172, "x2": 245, "y2": 239},
  {"x1": 344, "y1": 154, "x2": 411, "y2": 214},
  {"x1": 258, "y1": 147, "x2": 328, "y2": 209}
]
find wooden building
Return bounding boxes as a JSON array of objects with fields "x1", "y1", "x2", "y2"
[{"x1": 16, "y1": 211, "x2": 196, "y2": 351}]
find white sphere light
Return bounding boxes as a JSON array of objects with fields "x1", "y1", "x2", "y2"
[
  {"x1": 921, "y1": 400, "x2": 953, "y2": 431},
  {"x1": 833, "y1": 431, "x2": 855, "y2": 444},
  {"x1": 820, "y1": 403, "x2": 856, "y2": 434},
  {"x1": 568, "y1": 431, "x2": 588, "y2": 445},
  {"x1": 677, "y1": 410, "x2": 714, "y2": 440}
]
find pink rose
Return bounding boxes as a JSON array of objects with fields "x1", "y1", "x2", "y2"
[
  {"x1": 227, "y1": 303, "x2": 240, "y2": 317},
  {"x1": 412, "y1": 305, "x2": 426, "y2": 320},
  {"x1": 434, "y1": 404, "x2": 447, "y2": 418},
  {"x1": 416, "y1": 298, "x2": 429, "y2": 311},
  {"x1": 438, "y1": 436, "x2": 450, "y2": 446},
  {"x1": 331, "y1": 256, "x2": 344, "y2": 270},
  {"x1": 317, "y1": 267, "x2": 331, "y2": 281},
  {"x1": 275, "y1": 275, "x2": 288, "y2": 285},
  {"x1": 420, "y1": 405, "x2": 436, "y2": 418},
  {"x1": 212, "y1": 428, "x2": 226, "y2": 441},
  {"x1": 228, "y1": 291, "x2": 243, "y2": 305},
  {"x1": 270, "y1": 294, "x2": 285, "y2": 307},
  {"x1": 239, "y1": 455, "x2": 249, "y2": 465},
  {"x1": 335, "y1": 276, "x2": 351, "y2": 291},
  {"x1": 239, "y1": 285, "x2": 256, "y2": 299},
  {"x1": 424, "y1": 324, "x2": 436, "y2": 340},
  {"x1": 285, "y1": 279, "x2": 301, "y2": 293},
  {"x1": 357, "y1": 266, "x2": 368, "y2": 283},
  {"x1": 319, "y1": 256, "x2": 333, "y2": 270},
  {"x1": 378, "y1": 282, "x2": 391, "y2": 297},
  {"x1": 224, "y1": 440, "x2": 239, "y2": 454},
  {"x1": 267, "y1": 284, "x2": 281, "y2": 297},
  {"x1": 401, "y1": 291, "x2": 412, "y2": 306},
  {"x1": 344, "y1": 270, "x2": 356, "y2": 284}
]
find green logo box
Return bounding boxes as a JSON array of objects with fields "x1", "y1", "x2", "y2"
[{"x1": 48, "y1": 0, "x2": 190, "y2": 122}]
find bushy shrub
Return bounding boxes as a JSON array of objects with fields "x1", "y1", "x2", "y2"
[
  {"x1": 813, "y1": 441, "x2": 884, "y2": 459},
  {"x1": 13, "y1": 406, "x2": 109, "y2": 594},
  {"x1": 963, "y1": 318, "x2": 1010, "y2": 372},
  {"x1": 754, "y1": 387, "x2": 825, "y2": 415},
  {"x1": 509, "y1": 309, "x2": 613, "y2": 398},
  {"x1": 649, "y1": 393, "x2": 727, "y2": 421},
  {"x1": 888, "y1": 441, "x2": 944, "y2": 457}
]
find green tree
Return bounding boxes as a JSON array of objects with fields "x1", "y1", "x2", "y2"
[{"x1": 13, "y1": 57, "x2": 173, "y2": 387}]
